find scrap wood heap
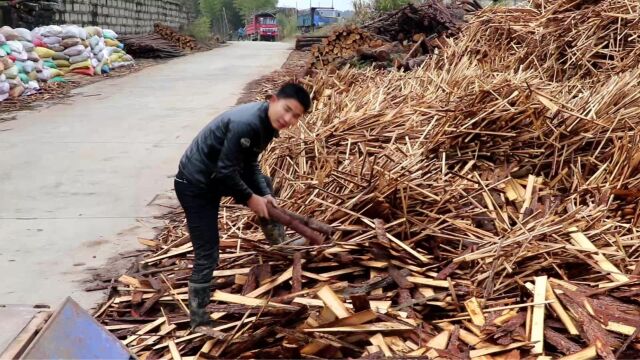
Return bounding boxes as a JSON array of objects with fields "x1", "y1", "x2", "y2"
[
  {"x1": 153, "y1": 23, "x2": 199, "y2": 51},
  {"x1": 119, "y1": 34, "x2": 184, "y2": 59},
  {"x1": 97, "y1": 0, "x2": 640, "y2": 358},
  {"x1": 309, "y1": 0, "x2": 468, "y2": 71},
  {"x1": 452, "y1": 0, "x2": 640, "y2": 81}
]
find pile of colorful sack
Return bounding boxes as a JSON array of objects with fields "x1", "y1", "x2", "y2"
[{"x1": 0, "y1": 24, "x2": 134, "y2": 103}]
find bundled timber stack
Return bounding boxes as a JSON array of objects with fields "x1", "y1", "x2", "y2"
[
  {"x1": 295, "y1": 35, "x2": 328, "y2": 50},
  {"x1": 119, "y1": 34, "x2": 184, "y2": 59},
  {"x1": 309, "y1": 25, "x2": 383, "y2": 70},
  {"x1": 96, "y1": 0, "x2": 640, "y2": 358},
  {"x1": 153, "y1": 23, "x2": 198, "y2": 51}
]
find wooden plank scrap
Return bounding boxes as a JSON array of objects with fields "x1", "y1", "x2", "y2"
[{"x1": 531, "y1": 276, "x2": 547, "y2": 354}]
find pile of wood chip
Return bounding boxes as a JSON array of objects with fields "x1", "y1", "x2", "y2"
[{"x1": 96, "y1": 0, "x2": 640, "y2": 359}]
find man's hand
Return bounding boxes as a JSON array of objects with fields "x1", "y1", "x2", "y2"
[
  {"x1": 247, "y1": 195, "x2": 269, "y2": 219},
  {"x1": 265, "y1": 195, "x2": 278, "y2": 206}
]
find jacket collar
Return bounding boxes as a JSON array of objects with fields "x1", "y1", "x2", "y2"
[{"x1": 261, "y1": 101, "x2": 279, "y2": 138}]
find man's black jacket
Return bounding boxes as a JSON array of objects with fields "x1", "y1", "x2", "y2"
[{"x1": 178, "y1": 101, "x2": 278, "y2": 203}]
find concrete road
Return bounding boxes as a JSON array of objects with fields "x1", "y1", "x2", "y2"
[{"x1": 0, "y1": 41, "x2": 291, "y2": 310}]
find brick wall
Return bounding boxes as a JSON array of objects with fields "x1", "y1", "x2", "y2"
[{"x1": 54, "y1": 0, "x2": 194, "y2": 35}]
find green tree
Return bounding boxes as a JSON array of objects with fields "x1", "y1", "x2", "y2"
[
  {"x1": 276, "y1": 12, "x2": 298, "y2": 39},
  {"x1": 200, "y1": 0, "x2": 223, "y2": 21},
  {"x1": 374, "y1": 0, "x2": 409, "y2": 11},
  {"x1": 233, "y1": 0, "x2": 277, "y2": 19}
]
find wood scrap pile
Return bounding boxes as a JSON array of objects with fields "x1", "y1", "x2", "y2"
[
  {"x1": 361, "y1": 1, "x2": 463, "y2": 43},
  {"x1": 96, "y1": 0, "x2": 640, "y2": 358},
  {"x1": 120, "y1": 34, "x2": 185, "y2": 59},
  {"x1": 310, "y1": 0, "x2": 470, "y2": 71},
  {"x1": 451, "y1": 0, "x2": 640, "y2": 81},
  {"x1": 153, "y1": 23, "x2": 199, "y2": 51}
]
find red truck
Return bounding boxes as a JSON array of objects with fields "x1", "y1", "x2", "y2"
[{"x1": 245, "y1": 12, "x2": 279, "y2": 41}]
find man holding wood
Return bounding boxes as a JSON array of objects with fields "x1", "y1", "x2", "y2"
[{"x1": 174, "y1": 83, "x2": 311, "y2": 329}]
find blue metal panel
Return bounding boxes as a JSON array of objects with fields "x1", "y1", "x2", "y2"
[{"x1": 21, "y1": 297, "x2": 132, "y2": 360}]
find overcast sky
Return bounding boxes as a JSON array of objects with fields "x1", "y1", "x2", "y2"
[{"x1": 277, "y1": 0, "x2": 355, "y2": 11}]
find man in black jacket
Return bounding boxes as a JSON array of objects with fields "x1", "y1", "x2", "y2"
[{"x1": 175, "y1": 83, "x2": 311, "y2": 329}]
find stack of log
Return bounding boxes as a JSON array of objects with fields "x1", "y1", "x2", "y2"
[
  {"x1": 309, "y1": 25, "x2": 384, "y2": 70},
  {"x1": 119, "y1": 34, "x2": 184, "y2": 59},
  {"x1": 295, "y1": 35, "x2": 328, "y2": 51},
  {"x1": 153, "y1": 23, "x2": 198, "y2": 51}
]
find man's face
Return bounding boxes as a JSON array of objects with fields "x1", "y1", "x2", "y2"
[{"x1": 268, "y1": 96, "x2": 305, "y2": 131}]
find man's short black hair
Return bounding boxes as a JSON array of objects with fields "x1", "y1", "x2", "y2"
[{"x1": 276, "y1": 83, "x2": 312, "y2": 112}]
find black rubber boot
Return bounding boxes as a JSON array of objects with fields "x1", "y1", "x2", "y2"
[
  {"x1": 259, "y1": 218, "x2": 286, "y2": 245},
  {"x1": 188, "y1": 282, "x2": 214, "y2": 330}
]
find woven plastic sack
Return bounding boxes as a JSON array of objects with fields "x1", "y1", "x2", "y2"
[
  {"x1": 63, "y1": 45, "x2": 85, "y2": 57},
  {"x1": 61, "y1": 26, "x2": 81, "y2": 39},
  {"x1": 61, "y1": 38, "x2": 81, "y2": 48},
  {"x1": 0, "y1": 81, "x2": 9, "y2": 95},
  {"x1": 72, "y1": 66, "x2": 94, "y2": 76},
  {"x1": 104, "y1": 39, "x2": 121, "y2": 47},
  {"x1": 33, "y1": 38, "x2": 45, "y2": 48},
  {"x1": 43, "y1": 60, "x2": 57, "y2": 69},
  {"x1": 7, "y1": 41, "x2": 24, "y2": 53},
  {"x1": 85, "y1": 26, "x2": 103, "y2": 38},
  {"x1": 0, "y1": 61, "x2": 4, "y2": 72},
  {"x1": 53, "y1": 52, "x2": 69, "y2": 60},
  {"x1": 70, "y1": 53, "x2": 90, "y2": 64},
  {"x1": 54, "y1": 59, "x2": 71, "y2": 68},
  {"x1": 0, "y1": 48, "x2": 6, "y2": 57},
  {"x1": 15, "y1": 28, "x2": 32, "y2": 42},
  {"x1": 34, "y1": 25, "x2": 62, "y2": 37},
  {"x1": 36, "y1": 47, "x2": 55, "y2": 59},
  {"x1": 0, "y1": 33, "x2": 6, "y2": 45},
  {"x1": 0, "y1": 26, "x2": 19, "y2": 41},
  {"x1": 1, "y1": 56, "x2": 12, "y2": 69},
  {"x1": 4, "y1": 65, "x2": 18, "y2": 79},
  {"x1": 23, "y1": 61, "x2": 36, "y2": 73},
  {"x1": 13, "y1": 51, "x2": 28, "y2": 62},
  {"x1": 103, "y1": 29, "x2": 118, "y2": 40},
  {"x1": 18, "y1": 72, "x2": 29, "y2": 84},
  {"x1": 89, "y1": 36, "x2": 100, "y2": 49},
  {"x1": 27, "y1": 52, "x2": 40, "y2": 62},
  {"x1": 48, "y1": 76, "x2": 67, "y2": 83},
  {"x1": 70, "y1": 59, "x2": 91, "y2": 70},
  {"x1": 78, "y1": 28, "x2": 88, "y2": 40},
  {"x1": 20, "y1": 41, "x2": 34, "y2": 53},
  {"x1": 49, "y1": 45, "x2": 65, "y2": 52},
  {"x1": 43, "y1": 36, "x2": 62, "y2": 46}
]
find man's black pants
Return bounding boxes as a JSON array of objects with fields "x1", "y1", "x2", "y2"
[{"x1": 174, "y1": 169, "x2": 272, "y2": 285}]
